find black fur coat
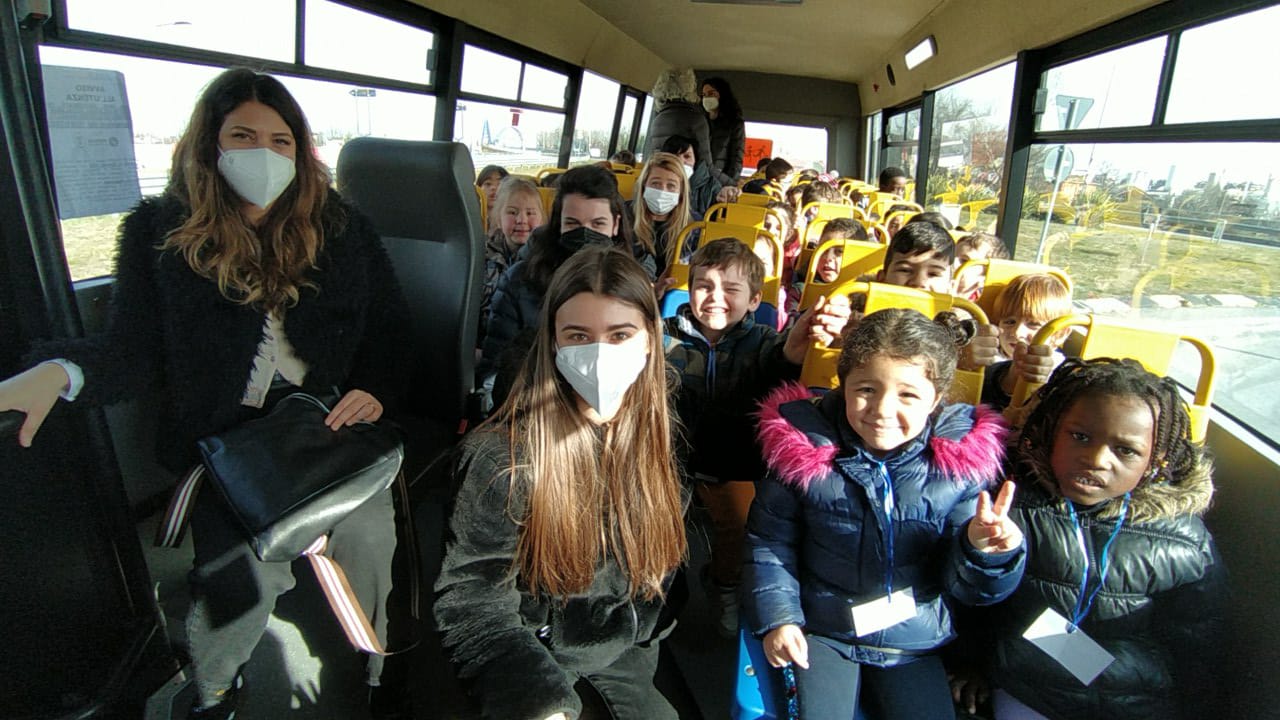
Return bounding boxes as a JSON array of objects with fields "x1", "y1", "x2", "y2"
[{"x1": 36, "y1": 191, "x2": 410, "y2": 473}]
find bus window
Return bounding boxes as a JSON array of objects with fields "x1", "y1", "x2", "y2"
[
  {"x1": 743, "y1": 121, "x2": 828, "y2": 175},
  {"x1": 39, "y1": 47, "x2": 437, "y2": 281},
  {"x1": 923, "y1": 63, "x2": 1015, "y2": 231},
  {"x1": 1015, "y1": 141, "x2": 1280, "y2": 441},
  {"x1": 1036, "y1": 38, "x2": 1166, "y2": 132},
  {"x1": 62, "y1": 0, "x2": 295, "y2": 62},
  {"x1": 304, "y1": 0, "x2": 435, "y2": 86},
  {"x1": 1166, "y1": 4, "x2": 1280, "y2": 124},
  {"x1": 571, "y1": 71, "x2": 621, "y2": 167}
]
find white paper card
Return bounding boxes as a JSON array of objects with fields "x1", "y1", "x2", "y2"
[
  {"x1": 1022, "y1": 607, "x2": 1115, "y2": 685},
  {"x1": 851, "y1": 587, "x2": 915, "y2": 637}
]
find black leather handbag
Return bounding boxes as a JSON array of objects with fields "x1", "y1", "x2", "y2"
[{"x1": 196, "y1": 392, "x2": 404, "y2": 562}]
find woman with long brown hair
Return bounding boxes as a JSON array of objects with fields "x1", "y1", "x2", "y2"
[
  {"x1": 0, "y1": 68, "x2": 410, "y2": 718},
  {"x1": 436, "y1": 245, "x2": 688, "y2": 720}
]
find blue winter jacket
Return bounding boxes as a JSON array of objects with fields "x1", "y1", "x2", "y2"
[{"x1": 744, "y1": 383, "x2": 1024, "y2": 666}]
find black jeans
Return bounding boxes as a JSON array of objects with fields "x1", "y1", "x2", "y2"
[{"x1": 794, "y1": 635, "x2": 954, "y2": 720}]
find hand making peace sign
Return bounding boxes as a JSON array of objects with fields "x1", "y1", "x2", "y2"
[{"x1": 967, "y1": 480, "x2": 1024, "y2": 554}]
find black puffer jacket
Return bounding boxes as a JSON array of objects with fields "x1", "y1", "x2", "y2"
[
  {"x1": 34, "y1": 192, "x2": 410, "y2": 473},
  {"x1": 745, "y1": 384, "x2": 1024, "y2": 666},
  {"x1": 434, "y1": 426, "x2": 676, "y2": 720},
  {"x1": 663, "y1": 305, "x2": 796, "y2": 482},
  {"x1": 985, "y1": 459, "x2": 1225, "y2": 720}
]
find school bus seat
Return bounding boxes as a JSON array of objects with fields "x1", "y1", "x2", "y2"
[
  {"x1": 797, "y1": 239, "x2": 886, "y2": 311},
  {"x1": 535, "y1": 166, "x2": 567, "y2": 183},
  {"x1": 705, "y1": 202, "x2": 786, "y2": 230},
  {"x1": 614, "y1": 171, "x2": 638, "y2": 200},
  {"x1": 869, "y1": 197, "x2": 923, "y2": 221},
  {"x1": 661, "y1": 221, "x2": 782, "y2": 326},
  {"x1": 958, "y1": 258, "x2": 1073, "y2": 319},
  {"x1": 882, "y1": 209, "x2": 916, "y2": 232},
  {"x1": 799, "y1": 281, "x2": 988, "y2": 405},
  {"x1": 336, "y1": 138, "x2": 485, "y2": 477},
  {"x1": 1008, "y1": 314, "x2": 1216, "y2": 442},
  {"x1": 800, "y1": 200, "x2": 855, "y2": 224},
  {"x1": 737, "y1": 192, "x2": 772, "y2": 207},
  {"x1": 537, "y1": 187, "x2": 556, "y2": 216},
  {"x1": 957, "y1": 199, "x2": 999, "y2": 228}
]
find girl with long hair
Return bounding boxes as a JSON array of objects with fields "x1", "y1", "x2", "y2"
[
  {"x1": 0, "y1": 68, "x2": 410, "y2": 719},
  {"x1": 631, "y1": 151, "x2": 695, "y2": 275},
  {"x1": 436, "y1": 245, "x2": 688, "y2": 720}
]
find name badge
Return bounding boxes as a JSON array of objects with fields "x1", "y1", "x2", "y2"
[
  {"x1": 851, "y1": 587, "x2": 915, "y2": 637},
  {"x1": 1022, "y1": 607, "x2": 1115, "y2": 685}
]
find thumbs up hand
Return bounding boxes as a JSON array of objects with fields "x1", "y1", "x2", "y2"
[{"x1": 967, "y1": 481, "x2": 1023, "y2": 554}]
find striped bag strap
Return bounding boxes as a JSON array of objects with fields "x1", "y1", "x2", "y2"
[{"x1": 155, "y1": 465, "x2": 205, "y2": 548}]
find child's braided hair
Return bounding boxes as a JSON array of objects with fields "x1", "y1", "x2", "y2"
[{"x1": 1018, "y1": 357, "x2": 1204, "y2": 487}]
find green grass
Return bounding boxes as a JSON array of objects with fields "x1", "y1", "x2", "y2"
[
  {"x1": 60, "y1": 212, "x2": 127, "y2": 281},
  {"x1": 1014, "y1": 220, "x2": 1280, "y2": 302}
]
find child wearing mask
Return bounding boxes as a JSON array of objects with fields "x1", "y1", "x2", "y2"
[{"x1": 631, "y1": 152, "x2": 698, "y2": 276}]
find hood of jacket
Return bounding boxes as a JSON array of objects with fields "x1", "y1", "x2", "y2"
[{"x1": 756, "y1": 381, "x2": 1008, "y2": 492}]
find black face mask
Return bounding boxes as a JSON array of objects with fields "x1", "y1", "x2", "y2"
[{"x1": 558, "y1": 226, "x2": 613, "y2": 253}]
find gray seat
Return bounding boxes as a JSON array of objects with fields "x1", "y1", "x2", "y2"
[{"x1": 336, "y1": 138, "x2": 484, "y2": 481}]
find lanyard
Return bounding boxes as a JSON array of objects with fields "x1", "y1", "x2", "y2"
[
  {"x1": 1065, "y1": 492, "x2": 1130, "y2": 632},
  {"x1": 876, "y1": 461, "x2": 895, "y2": 597}
]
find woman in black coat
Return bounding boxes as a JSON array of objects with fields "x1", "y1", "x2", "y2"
[
  {"x1": 700, "y1": 76, "x2": 747, "y2": 187},
  {"x1": 0, "y1": 68, "x2": 410, "y2": 719}
]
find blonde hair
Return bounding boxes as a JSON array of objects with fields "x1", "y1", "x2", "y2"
[
  {"x1": 493, "y1": 245, "x2": 686, "y2": 600},
  {"x1": 633, "y1": 152, "x2": 692, "y2": 266},
  {"x1": 490, "y1": 176, "x2": 543, "y2": 234},
  {"x1": 992, "y1": 273, "x2": 1073, "y2": 325},
  {"x1": 163, "y1": 68, "x2": 333, "y2": 314}
]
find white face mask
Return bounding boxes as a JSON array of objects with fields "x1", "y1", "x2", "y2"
[
  {"x1": 217, "y1": 147, "x2": 297, "y2": 209},
  {"x1": 681, "y1": 163, "x2": 694, "y2": 180},
  {"x1": 701, "y1": 96, "x2": 720, "y2": 113},
  {"x1": 555, "y1": 336, "x2": 649, "y2": 419},
  {"x1": 643, "y1": 186, "x2": 680, "y2": 215}
]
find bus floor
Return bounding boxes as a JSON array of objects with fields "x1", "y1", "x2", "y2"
[{"x1": 138, "y1": 498, "x2": 735, "y2": 719}]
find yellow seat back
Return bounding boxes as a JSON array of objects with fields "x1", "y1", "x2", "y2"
[
  {"x1": 869, "y1": 197, "x2": 922, "y2": 220},
  {"x1": 959, "y1": 259, "x2": 1073, "y2": 318},
  {"x1": 737, "y1": 192, "x2": 772, "y2": 207},
  {"x1": 798, "y1": 240, "x2": 886, "y2": 311},
  {"x1": 800, "y1": 201, "x2": 855, "y2": 224},
  {"x1": 537, "y1": 187, "x2": 556, "y2": 216},
  {"x1": 535, "y1": 166, "x2": 567, "y2": 183},
  {"x1": 614, "y1": 172, "x2": 638, "y2": 200},
  {"x1": 705, "y1": 202, "x2": 774, "y2": 228},
  {"x1": 667, "y1": 222, "x2": 782, "y2": 306},
  {"x1": 1008, "y1": 315, "x2": 1216, "y2": 442},
  {"x1": 800, "y1": 281, "x2": 988, "y2": 405}
]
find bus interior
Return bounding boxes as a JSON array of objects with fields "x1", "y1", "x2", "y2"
[{"x1": 1, "y1": 0, "x2": 1278, "y2": 718}]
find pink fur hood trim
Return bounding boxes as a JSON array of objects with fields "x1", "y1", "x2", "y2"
[
  {"x1": 756, "y1": 382, "x2": 836, "y2": 490},
  {"x1": 756, "y1": 382, "x2": 1010, "y2": 491}
]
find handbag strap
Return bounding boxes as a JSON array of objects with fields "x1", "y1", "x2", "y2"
[{"x1": 156, "y1": 465, "x2": 414, "y2": 656}]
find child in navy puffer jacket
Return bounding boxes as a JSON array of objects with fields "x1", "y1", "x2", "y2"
[{"x1": 744, "y1": 308, "x2": 1026, "y2": 719}]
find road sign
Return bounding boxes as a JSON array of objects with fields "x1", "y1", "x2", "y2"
[{"x1": 1043, "y1": 145, "x2": 1074, "y2": 183}]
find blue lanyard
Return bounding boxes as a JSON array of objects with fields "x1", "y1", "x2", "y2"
[
  {"x1": 876, "y1": 462, "x2": 895, "y2": 597},
  {"x1": 1065, "y1": 493, "x2": 1130, "y2": 632}
]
